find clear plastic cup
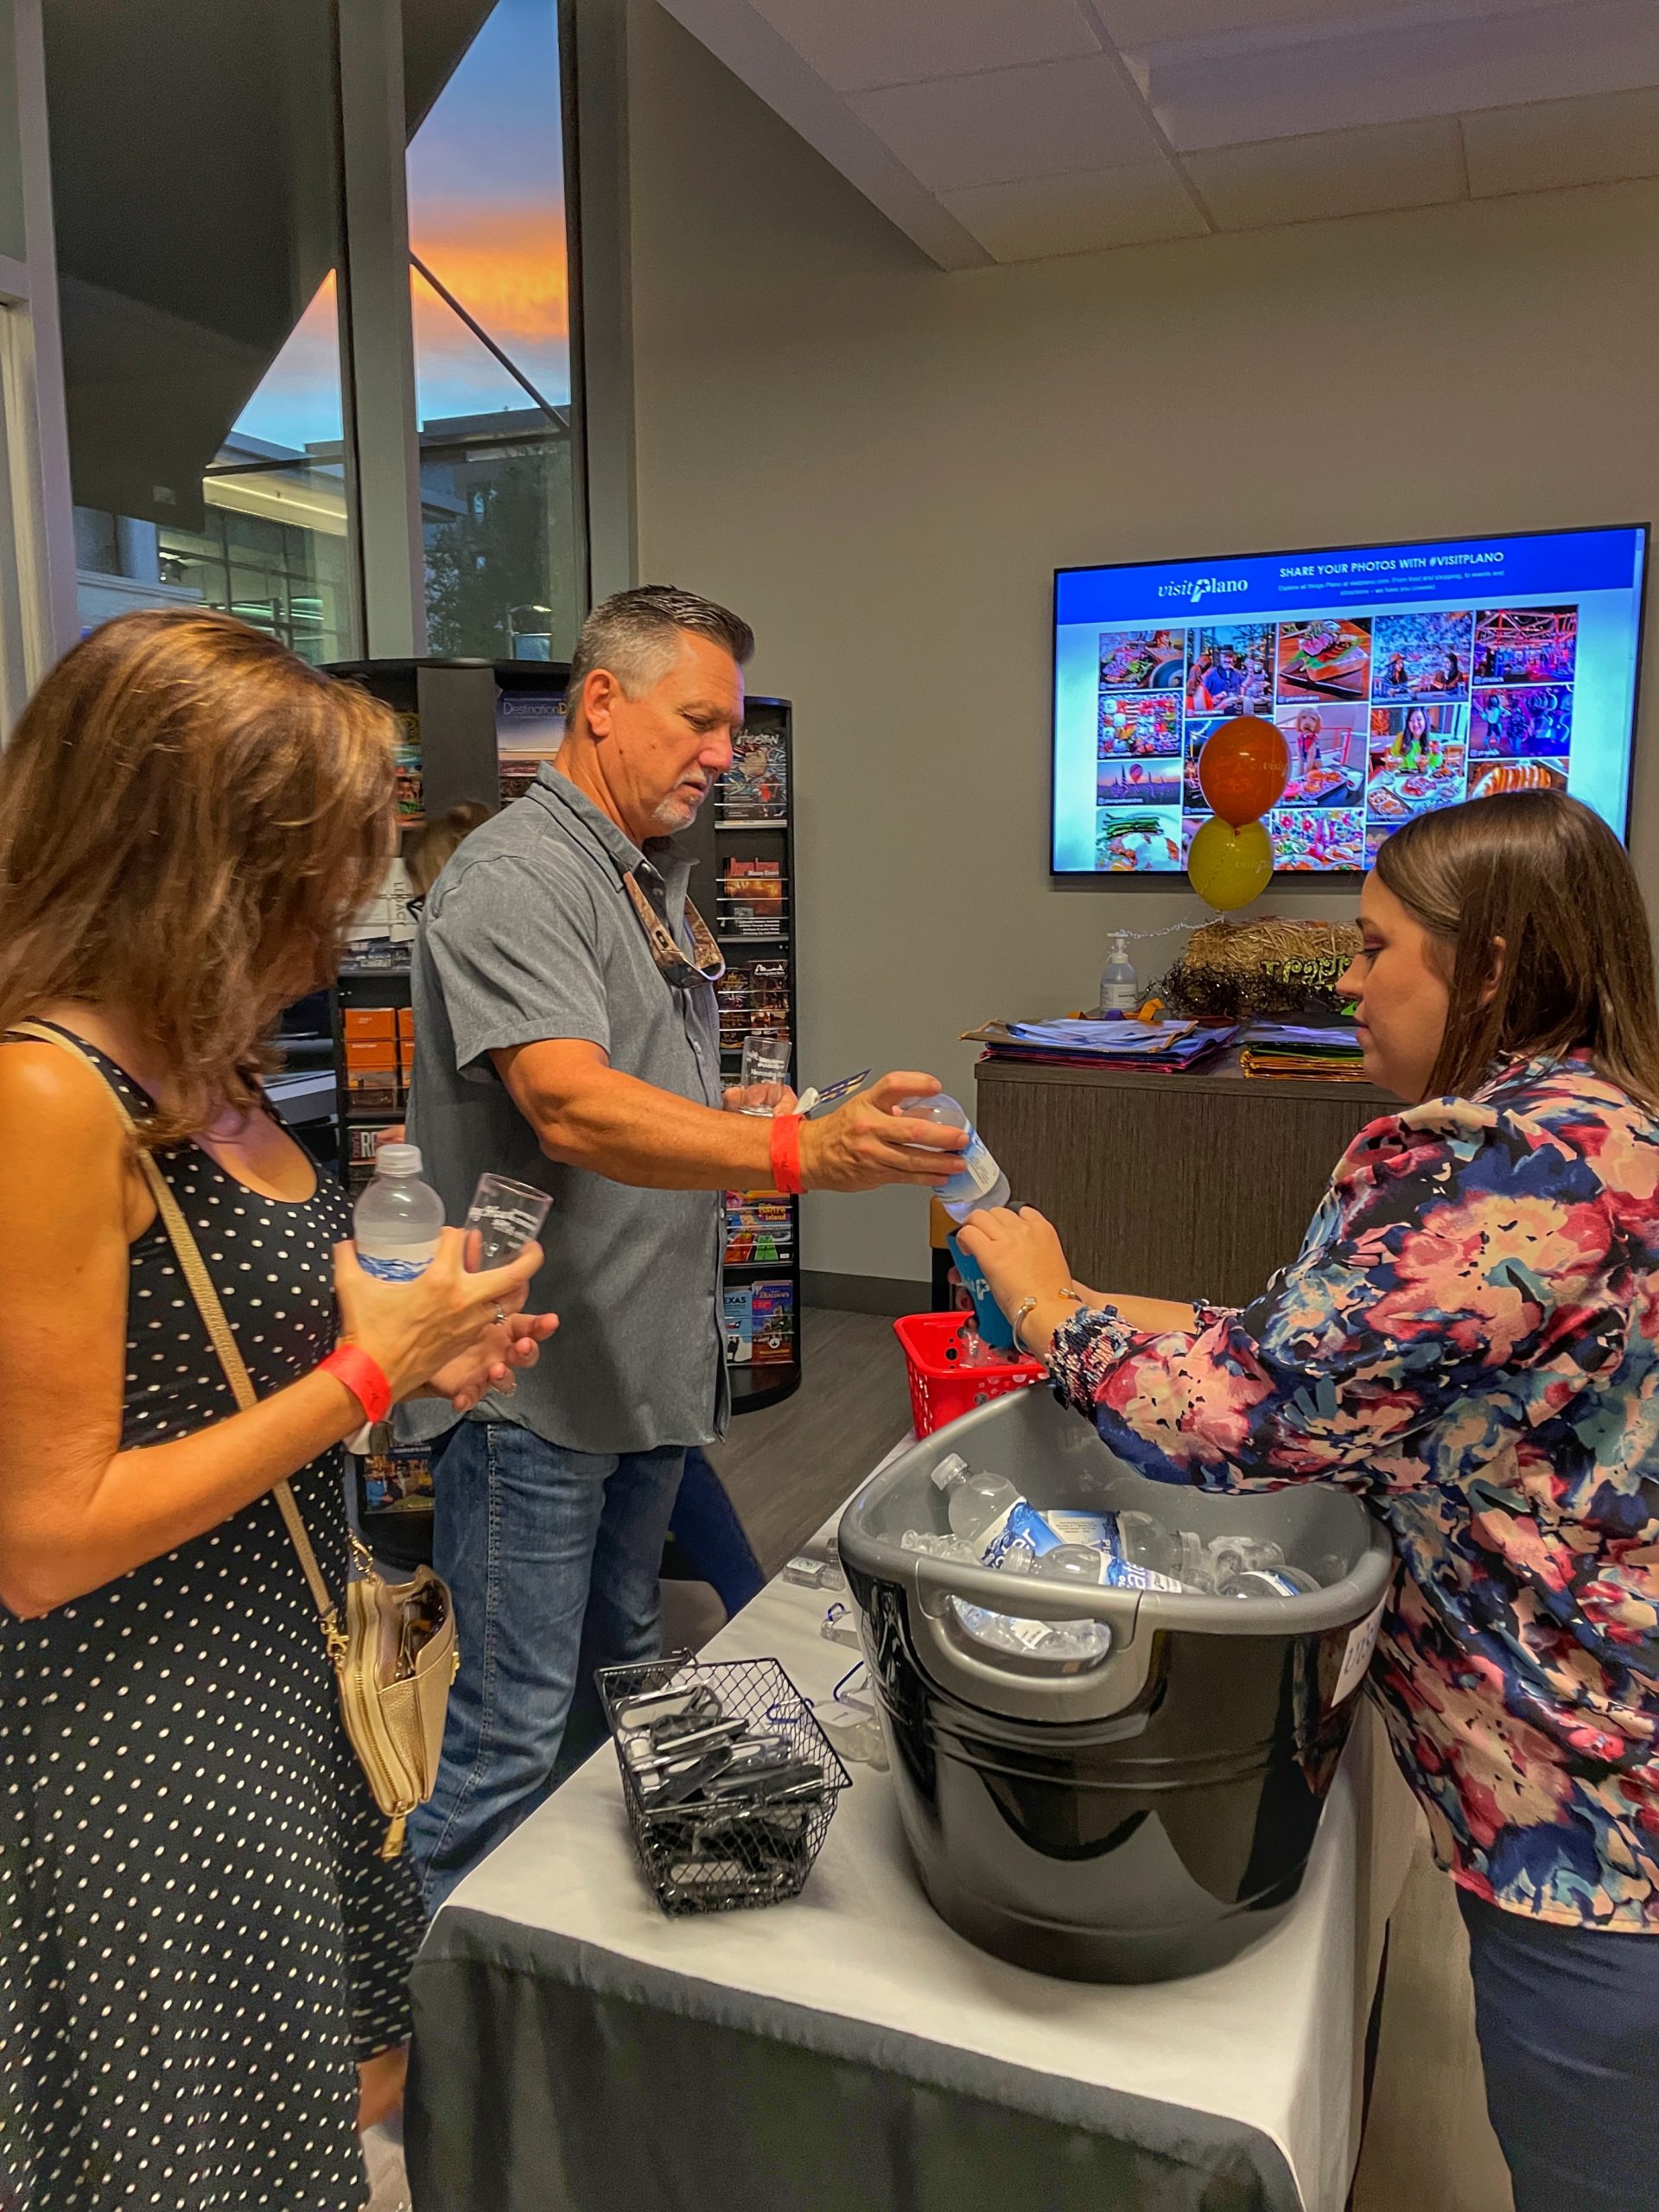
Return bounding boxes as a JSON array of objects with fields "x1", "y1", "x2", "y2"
[
  {"x1": 464, "y1": 1172, "x2": 552, "y2": 1268},
  {"x1": 739, "y1": 1031, "x2": 792, "y2": 1115}
]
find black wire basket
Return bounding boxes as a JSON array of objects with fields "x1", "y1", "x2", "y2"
[{"x1": 597, "y1": 1653, "x2": 851, "y2": 1916}]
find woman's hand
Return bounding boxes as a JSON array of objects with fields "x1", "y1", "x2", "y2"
[
  {"x1": 333, "y1": 1229, "x2": 551, "y2": 1404},
  {"x1": 422, "y1": 1306, "x2": 559, "y2": 1414},
  {"x1": 953, "y1": 1205, "x2": 1076, "y2": 1318}
]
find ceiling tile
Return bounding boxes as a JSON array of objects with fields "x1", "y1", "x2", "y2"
[
  {"x1": 1137, "y1": 0, "x2": 1659, "y2": 152},
  {"x1": 746, "y1": 0, "x2": 1100, "y2": 96},
  {"x1": 1186, "y1": 116, "x2": 1466, "y2": 229},
  {"x1": 942, "y1": 162, "x2": 1208, "y2": 261},
  {"x1": 1463, "y1": 86, "x2": 1659, "y2": 195},
  {"x1": 849, "y1": 54, "x2": 1164, "y2": 194},
  {"x1": 1096, "y1": 0, "x2": 1476, "y2": 41}
]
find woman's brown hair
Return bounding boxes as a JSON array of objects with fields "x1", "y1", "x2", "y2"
[
  {"x1": 1376, "y1": 789, "x2": 1659, "y2": 1110},
  {"x1": 0, "y1": 608, "x2": 395, "y2": 1144}
]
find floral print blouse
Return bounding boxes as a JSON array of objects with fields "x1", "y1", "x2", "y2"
[{"x1": 1048, "y1": 1052, "x2": 1659, "y2": 1931}]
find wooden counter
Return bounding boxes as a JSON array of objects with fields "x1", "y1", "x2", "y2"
[{"x1": 974, "y1": 1052, "x2": 1395, "y2": 1308}]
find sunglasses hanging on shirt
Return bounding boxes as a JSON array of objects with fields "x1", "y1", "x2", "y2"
[{"x1": 623, "y1": 868, "x2": 726, "y2": 990}]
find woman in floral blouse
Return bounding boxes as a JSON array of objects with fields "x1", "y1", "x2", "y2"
[{"x1": 959, "y1": 791, "x2": 1658, "y2": 2212}]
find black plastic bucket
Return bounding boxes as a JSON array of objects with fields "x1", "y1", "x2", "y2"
[{"x1": 838, "y1": 1387, "x2": 1393, "y2": 1983}]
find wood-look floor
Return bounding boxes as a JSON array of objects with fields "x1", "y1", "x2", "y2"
[{"x1": 705, "y1": 1306, "x2": 913, "y2": 1573}]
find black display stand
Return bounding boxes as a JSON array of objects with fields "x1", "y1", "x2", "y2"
[{"x1": 679, "y1": 698, "x2": 802, "y2": 1414}]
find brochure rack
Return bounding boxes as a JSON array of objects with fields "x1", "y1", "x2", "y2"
[{"x1": 683, "y1": 696, "x2": 801, "y2": 1414}]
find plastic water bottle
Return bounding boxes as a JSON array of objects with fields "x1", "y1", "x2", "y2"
[
  {"x1": 1116, "y1": 1510, "x2": 1189, "y2": 1581},
  {"x1": 1098, "y1": 931, "x2": 1139, "y2": 1014},
  {"x1": 353, "y1": 1142, "x2": 445, "y2": 1281},
  {"x1": 931, "y1": 1453, "x2": 1019, "y2": 1542},
  {"x1": 900, "y1": 1094, "x2": 1010, "y2": 1223}
]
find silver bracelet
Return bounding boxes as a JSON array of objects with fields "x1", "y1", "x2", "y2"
[{"x1": 1010, "y1": 1287, "x2": 1084, "y2": 1352}]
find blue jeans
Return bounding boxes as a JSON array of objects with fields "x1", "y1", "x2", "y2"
[
  {"x1": 408, "y1": 1420, "x2": 686, "y2": 1910},
  {"x1": 1459, "y1": 1887, "x2": 1659, "y2": 2211},
  {"x1": 669, "y1": 1446, "x2": 765, "y2": 1616}
]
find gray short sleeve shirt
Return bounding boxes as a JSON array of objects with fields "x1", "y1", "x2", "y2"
[{"x1": 404, "y1": 766, "x2": 728, "y2": 1455}]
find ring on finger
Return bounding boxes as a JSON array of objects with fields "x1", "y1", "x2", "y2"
[{"x1": 493, "y1": 1305, "x2": 505, "y2": 1325}]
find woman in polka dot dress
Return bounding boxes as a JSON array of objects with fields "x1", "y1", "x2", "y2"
[{"x1": 0, "y1": 612, "x2": 556, "y2": 2211}]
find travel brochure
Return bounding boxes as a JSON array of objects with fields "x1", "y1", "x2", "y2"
[
  {"x1": 723, "y1": 1278, "x2": 795, "y2": 1365},
  {"x1": 716, "y1": 958, "x2": 790, "y2": 1053},
  {"x1": 966, "y1": 1015, "x2": 1242, "y2": 1074},
  {"x1": 724, "y1": 1189, "x2": 795, "y2": 1264},
  {"x1": 719, "y1": 857, "x2": 786, "y2": 936},
  {"x1": 716, "y1": 726, "x2": 788, "y2": 821},
  {"x1": 495, "y1": 688, "x2": 567, "y2": 804}
]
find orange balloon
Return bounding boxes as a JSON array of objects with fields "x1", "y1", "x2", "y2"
[{"x1": 1198, "y1": 715, "x2": 1290, "y2": 827}]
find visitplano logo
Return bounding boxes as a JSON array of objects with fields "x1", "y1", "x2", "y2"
[{"x1": 1157, "y1": 575, "x2": 1249, "y2": 605}]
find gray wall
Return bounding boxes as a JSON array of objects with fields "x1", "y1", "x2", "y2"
[{"x1": 626, "y1": 1, "x2": 1659, "y2": 1286}]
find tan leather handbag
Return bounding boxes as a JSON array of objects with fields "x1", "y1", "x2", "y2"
[{"x1": 16, "y1": 1021, "x2": 456, "y2": 1859}]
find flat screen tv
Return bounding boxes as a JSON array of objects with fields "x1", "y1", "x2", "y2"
[{"x1": 1051, "y1": 525, "x2": 1648, "y2": 875}]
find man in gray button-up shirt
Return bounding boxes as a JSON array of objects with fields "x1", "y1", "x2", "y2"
[{"x1": 404, "y1": 586, "x2": 962, "y2": 1902}]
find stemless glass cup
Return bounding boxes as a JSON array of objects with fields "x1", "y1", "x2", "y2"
[
  {"x1": 739, "y1": 1031, "x2": 792, "y2": 1116},
  {"x1": 465, "y1": 1173, "x2": 552, "y2": 1268}
]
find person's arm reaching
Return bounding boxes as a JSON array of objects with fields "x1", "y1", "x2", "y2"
[
  {"x1": 952, "y1": 1206, "x2": 1198, "y2": 1352},
  {"x1": 958, "y1": 1102, "x2": 1622, "y2": 1501},
  {"x1": 494, "y1": 1040, "x2": 965, "y2": 1193},
  {"x1": 428, "y1": 853, "x2": 965, "y2": 1193}
]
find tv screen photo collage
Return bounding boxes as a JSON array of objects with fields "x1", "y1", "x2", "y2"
[{"x1": 1093, "y1": 603, "x2": 1580, "y2": 874}]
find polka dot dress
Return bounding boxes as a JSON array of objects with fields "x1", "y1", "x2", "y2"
[{"x1": 0, "y1": 1035, "x2": 423, "y2": 2211}]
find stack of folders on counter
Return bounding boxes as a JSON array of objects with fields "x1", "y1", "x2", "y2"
[
  {"x1": 964, "y1": 1016, "x2": 1241, "y2": 1074},
  {"x1": 1239, "y1": 1022, "x2": 1367, "y2": 1081}
]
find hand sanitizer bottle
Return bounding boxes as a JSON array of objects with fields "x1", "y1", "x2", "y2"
[{"x1": 1098, "y1": 931, "x2": 1139, "y2": 1015}]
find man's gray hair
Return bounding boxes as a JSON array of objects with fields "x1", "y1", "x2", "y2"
[{"x1": 568, "y1": 585, "x2": 754, "y2": 703}]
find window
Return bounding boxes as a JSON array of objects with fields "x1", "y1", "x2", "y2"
[
  {"x1": 406, "y1": 0, "x2": 582, "y2": 662},
  {"x1": 44, "y1": 0, "x2": 357, "y2": 662}
]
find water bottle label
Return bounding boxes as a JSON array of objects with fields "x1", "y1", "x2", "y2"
[
  {"x1": 1046, "y1": 1510, "x2": 1122, "y2": 1558},
  {"x1": 981, "y1": 1501, "x2": 1063, "y2": 1570},
  {"x1": 956, "y1": 1135, "x2": 1001, "y2": 1199},
  {"x1": 358, "y1": 1251, "x2": 435, "y2": 1283},
  {"x1": 1103, "y1": 1557, "x2": 1185, "y2": 1593}
]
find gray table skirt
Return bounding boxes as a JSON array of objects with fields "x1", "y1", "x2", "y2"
[{"x1": 406, "y1": 1905, "x2": 1303, "y2": 2212}]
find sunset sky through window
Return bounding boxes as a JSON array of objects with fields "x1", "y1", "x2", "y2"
[{"x1": 233, "y1": 0, "x2": 569, "y2": 454}]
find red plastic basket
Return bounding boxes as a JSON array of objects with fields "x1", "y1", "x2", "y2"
[{"x1": 893, "y1": 1311, "x2": 1046, "y2": 1439}]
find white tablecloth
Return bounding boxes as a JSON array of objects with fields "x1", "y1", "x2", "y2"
[{"x1": 410, "y1": 1479, "x2": 1420, "y2": 2212}]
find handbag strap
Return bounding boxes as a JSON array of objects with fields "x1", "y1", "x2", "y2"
[{"x1": 8, "y1": 1020, "x2": 344, "y2": 1643}]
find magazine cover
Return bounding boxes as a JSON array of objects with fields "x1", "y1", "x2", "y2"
[
  {"x1": 722, "y1": 1284, "x2": 754, "y2": 1364},
  {"x1": 715, "y1": 965, "x2": 753, "y2": 1051},
  {"x1": 749, "y1": 958, "x2": 790, "y2": 1032},
  {"x1": 361, "y1": 1441, "x2": 435, "y2": 1513},
  {"x1": 718, "y1": 727, "x2": 788, "y2": 820},
  {"x1": 719, "y1": 857, "x2": 785, "y2": 936},
  {"x1": 392, "y1": 712, "x2": 423, "y2": 821},
  {"x1": 724, "y1": 1189, "x2": 794, "y2": 1263},
  {"x1": 496, "y1": 689, "x2": 567, "y2": 804},
  {"x1": 751, "y1": 1279, "x2": 796, "y2": 1363}
]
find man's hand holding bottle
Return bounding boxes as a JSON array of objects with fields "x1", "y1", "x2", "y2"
[{"x1": 797, "y1": 1072, "x2": 968, "y2": 1192}]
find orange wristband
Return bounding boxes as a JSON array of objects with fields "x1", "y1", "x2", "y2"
[
  {"x1": 321, "y1": 1344, "x2": 392, "y2": 1425},
  {"x1": 769, "y1": 1112, "x2": 804, "y2": 1196}
]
